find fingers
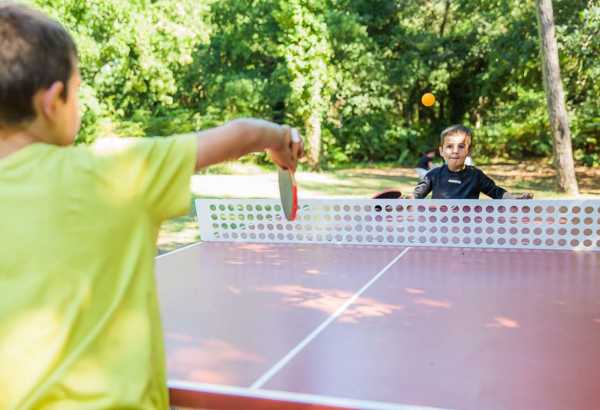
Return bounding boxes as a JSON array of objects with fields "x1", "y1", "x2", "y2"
[
  {"x1": 267, "y1": 125, "x2": 303, "y2": 172},
  {"x1": 280, "y1": 126, "x2": 302, "y2": 172},
  {"x1": 289, "y1": 128, "x2": 303, "y2": 172}
]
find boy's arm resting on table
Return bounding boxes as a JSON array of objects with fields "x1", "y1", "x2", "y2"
[
  {"x1": 478, "y1": 170, "x2": 533, "y2": 199},
  {"x1": 479, "y1": 170, "x2": 506, "y2": 199},
  {"x1": 502, "y1": 192, "x2": 534, "y2": 199},
  {"x1": 194, "y1": 119, "x2": 302, "y2": 171}
]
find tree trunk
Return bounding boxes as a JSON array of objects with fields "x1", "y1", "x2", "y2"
[
  {"x1": 305, "y1": 111, "x2": 322, "y2": 169},
  {"x1": 439, "y1": 0, "x2": 451, "y2": 37},
  {"x1": 535, "y1": 0, "x2": 579, "y2": 195}
]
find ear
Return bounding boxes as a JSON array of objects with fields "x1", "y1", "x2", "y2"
[
  {"x1": 438, "y1": 146, "x2": 444, "y2": 157},
  {"x1": 39, "y1": 81, "x2": 66, "y2": 120}
]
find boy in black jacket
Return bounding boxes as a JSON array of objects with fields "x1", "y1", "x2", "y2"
[{"x1": 409, "y1": 125, "x2": 532, "y2": 199}]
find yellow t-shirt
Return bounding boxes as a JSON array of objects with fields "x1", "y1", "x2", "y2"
[{"x1": 0, "y1": 134, "x2": 197, "y2": 410}]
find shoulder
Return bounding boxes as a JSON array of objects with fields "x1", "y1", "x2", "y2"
[
  {"x1": 468, "y1": 166, "x2": 496, "y2": 183},
  {"x1": 90, "y1": 137, "x2": 154, "y2": 157},
  {"x1": 465, "y1": 165, "x2": 484, "y2": 175},
  {"x1": 63, "y1": 137, "x2": 151, "y2": 174},
  {"x1": 89, "y1": 135, "x2": 196, "y2": 162},
  {"x1": 469, "y1": 166, "x2": 490, "y2": 177},
  {"x1": 56, "y1": 137, "x2": 169, "y2": 183},
  {"x1": 426, "y1": 165, "x2": 445, "y2": 178}
]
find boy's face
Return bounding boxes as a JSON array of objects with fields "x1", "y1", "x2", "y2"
[{"x1": 439, "y1": 133, "x2": 471, "y2": 171}]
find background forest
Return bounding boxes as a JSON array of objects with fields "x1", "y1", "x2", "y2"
[{"x1": 35, "y1": 0, "x2": 599, "y2": 168}]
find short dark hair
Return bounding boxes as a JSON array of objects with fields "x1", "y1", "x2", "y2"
[
  {"x1": 440, "y1": 124, "x2": 473, "y2": 147},
  {"x1": 0, "y1": 3, "x2": 77, "y2": 126}
]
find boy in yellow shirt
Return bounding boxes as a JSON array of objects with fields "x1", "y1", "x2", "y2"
[{"x1": 0, "y1": 4, "x2": 302, "y2": 410}]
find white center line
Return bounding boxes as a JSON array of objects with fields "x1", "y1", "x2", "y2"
[{"x1": 250, "y1": 247, "x2": 412, "y2": 389}]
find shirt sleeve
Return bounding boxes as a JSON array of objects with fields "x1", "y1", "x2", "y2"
[
  {"x1": 478, "y1": 169, "x2": 507, "y2": 199},
  {"x1": 413, "y1": 172, "x2": 433, "y2": 198},
  {"x1": 90, "y1": 134, "x2": 198, "y2": 221}
]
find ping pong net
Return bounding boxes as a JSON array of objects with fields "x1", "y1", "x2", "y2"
[{"x1": 196, "y1": 198, "x2": 600, "y2": 252}]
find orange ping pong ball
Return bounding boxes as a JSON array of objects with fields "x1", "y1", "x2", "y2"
[{"x1": 421, "y1": 93, "x2": 435, "y2": 107}]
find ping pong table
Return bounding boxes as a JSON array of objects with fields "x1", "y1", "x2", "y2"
[{"x1": 156, "y1": 198, "x2": 600, "y2": 410}]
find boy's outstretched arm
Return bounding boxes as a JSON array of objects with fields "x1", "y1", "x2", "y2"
[
  {"x1": 479, "y1": 170, "x2": 533, "y2": 199},
  {"x1": 194, "y1": 119, "x2": 303, "y2": 171}
]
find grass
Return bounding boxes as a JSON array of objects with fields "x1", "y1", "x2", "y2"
[{"x1": 157, "y1": 160, "x2": 600, "y2": 254}]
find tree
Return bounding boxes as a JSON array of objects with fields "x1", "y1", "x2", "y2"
[
  {"x1": 35, "y1": 0, "x2": 596, "y2": 167},
  {"x1": 561, "y1": 3, "x2": 600, "y2": 166},
  {"x1": 34, "y1": 0, "x2": 208, "y2": 140},
  {"x1": 535, "y1": 0, "x2": 579, "y2": 195},
  {"x1": 274, "y1": 0, "x2": 334, "y2": 169}
]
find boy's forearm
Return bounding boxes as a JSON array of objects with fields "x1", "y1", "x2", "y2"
[
  {"x1": 194, "y1": 119, "x2": 285, "y2": 170},
  {"x1": 229, "y1": 119, "x2": 285, "y2": 152},
  {"x1": 502, "y1": 192, "x2": 534, "y2": 199}
]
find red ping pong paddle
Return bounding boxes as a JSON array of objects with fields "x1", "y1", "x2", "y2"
[
  {"x1": 278, "y1": 168, "x2": 298, "y2": 221},
  {"x1": 372, "y1": 189, "x2": 403, "y2": 199},
  {"x1": 277, "y1": 127, "x2": 301, "y2": 221},
  {"x1": 373, "y1": 189, "x2": 402, "y2": 213}
]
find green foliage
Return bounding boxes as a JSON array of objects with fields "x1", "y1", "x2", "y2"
[
  {"x1": 561, "y1": 2, "x2": 600, "y2": 166},
  {"x1": 30, "y1": 0, "x2": 599, "y2": 166},
  {"x1": 31, "y1": 0, "x2": 210, "y2": 140}
]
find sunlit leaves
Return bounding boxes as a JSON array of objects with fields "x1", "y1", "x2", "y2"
[{"x1": 28, "y1": 0, "x2": 598, "y2": 165}]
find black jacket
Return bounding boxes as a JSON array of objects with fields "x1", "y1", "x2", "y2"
[{"x1": 414, "y1": 165, "x2": 506, "y2": 199}]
